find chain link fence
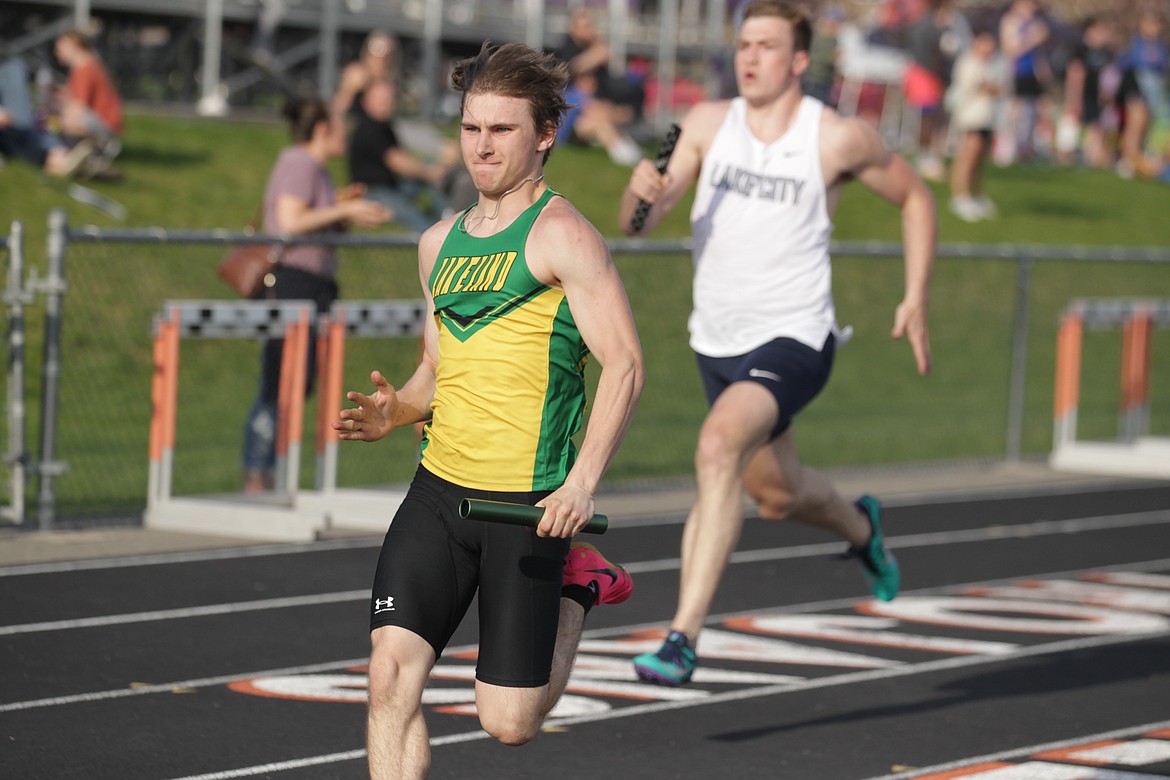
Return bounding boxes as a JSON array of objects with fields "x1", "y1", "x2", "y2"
[{"x1": 3, "y1": 214, "x2": 1169, "y2": 528}]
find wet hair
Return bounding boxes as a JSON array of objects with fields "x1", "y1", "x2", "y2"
[
  {"x1": 739, "y1": 0, "x2": 814, "y2": 53},
  {"x1": 281, "y1": 96, "x2": 330, "y2": 144},
  {"x1": 450, "y1": 42, "x2": 570, "y2": 162}
]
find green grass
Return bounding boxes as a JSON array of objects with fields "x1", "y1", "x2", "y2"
[{"x1": 2, "y1": 110, "x2": 1169, "y2": 517}]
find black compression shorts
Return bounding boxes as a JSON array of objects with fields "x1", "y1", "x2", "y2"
[
  {"x1": 369, "y1": 464, "x2": 570, "y2": 688},
  {"x1": 696, "y1": 334, "x2": 836, "y2": 440}
]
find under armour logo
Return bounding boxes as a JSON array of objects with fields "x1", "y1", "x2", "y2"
[{"x1": 374, "y1": 596, "x2": 395, "y2": 614}]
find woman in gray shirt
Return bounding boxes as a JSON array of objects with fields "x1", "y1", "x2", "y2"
[{"x1": 242, "y1": 96, "x2": 390, "y2": 493}]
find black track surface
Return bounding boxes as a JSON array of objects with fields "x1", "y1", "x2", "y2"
[{"x1": 3, "y1": 483, "x2": 1169, "y2": 779}]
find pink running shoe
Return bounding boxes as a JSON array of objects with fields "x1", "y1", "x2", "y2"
[{"x1": 564, "y1": 542, "x2": 633, "y2": 605}]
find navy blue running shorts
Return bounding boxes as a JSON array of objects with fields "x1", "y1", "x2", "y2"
[
  {"x1": 695, "y1": 334, "x2": 836, "y2": 440},
  {"x1": 369, "y1": 464, "x2": 570, "y2": 688}
]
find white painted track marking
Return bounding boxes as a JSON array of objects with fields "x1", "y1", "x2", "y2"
[
  {"x1": 859, "y1": 719, "x2": 1170, "y2": 780},
  {"x1": 165, "y1": 750, "x2": 368, "y2": 780},
  {"x1": 7, "y1": 508, "x2": 1169, "y2": 778},
  {"x1": 157, "y1": 630, "x2": 1170, "y2": 780},
  {"x1": 0, "y1": 536, "x2": 380, "y2": 577},
  {"x1": 0, "y1": 590, "x2": 368, "y2": 636},
  {"x1": 0, "y1": 658, "x2": 370, "y2": 713},
  {"x1": 4, "y1": 511, "x2": 1167, "y2": 637},
  {"x1": 2, "y1": 507, "x2": 1165, "y2": 578}
]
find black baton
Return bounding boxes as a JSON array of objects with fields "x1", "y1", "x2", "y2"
[
  {"x1": 459, "y1": 498, "x2": 609, "y2": 534},
  {"x1": 630, "y1": 123, "x2": 682, "y2": 234}
]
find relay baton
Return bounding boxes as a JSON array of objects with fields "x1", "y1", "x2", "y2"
[
  {"x1": 458, "y1": 498, "x2": 609, "y2": 534},
  {"x1": 629, "y1": 123, "x2": 682, "y2": 234}
]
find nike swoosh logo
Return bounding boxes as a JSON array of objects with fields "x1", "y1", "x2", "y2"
[
  {"x1": 748, "y1": 368, "x2": 783, "y2": 382},
  {"x1": 586, "y1": 568, "x2": 619, "y2": 586}
]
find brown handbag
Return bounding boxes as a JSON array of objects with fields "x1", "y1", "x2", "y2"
[
  {"x1": 217, "y1": 207, "x2": 282, "y2": 297},
  {"x1": 217, "y1": 243, "x2": 282, "y2": 297}
]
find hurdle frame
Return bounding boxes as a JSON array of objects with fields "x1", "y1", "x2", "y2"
[
  {"x1": 21, "y1": 211, "x2": 1170, "y2": 529},
  {"x1": 1049, "y1": 298, "x2": 1170, "y2": 478},
  {"x1": 295, "y1": 299, "x2": 427, "y2": 532},
  {"x1": 144, "y1": 298, "x2": 427, "y2": 541},
  {"x1": 146, "y1": 299, "x2": 324, "y2": 541}
]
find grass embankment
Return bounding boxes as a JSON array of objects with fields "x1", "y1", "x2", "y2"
[{"x1": 1, "y1": 111, "x2": 1168, "y2": 515}]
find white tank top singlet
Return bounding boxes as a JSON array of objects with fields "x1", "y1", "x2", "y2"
[{"x1": 688, "y1": 95, "x2": 837, "y2": 357}]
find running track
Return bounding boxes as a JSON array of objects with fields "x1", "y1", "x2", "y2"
[{"x1": 2, "y1": 481, "x2": 1169, "y2": 779}]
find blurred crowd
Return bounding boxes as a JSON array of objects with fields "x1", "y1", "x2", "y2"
[
  {"x1": 4, "y1": 0, "x2": 1168, "y2": 226},
  {"x1": 803, "y1": 0, "x2": 1170, "y2": 220},
  {"x1": 0, "y1": 29, "x2": 124, "y2": 179}
]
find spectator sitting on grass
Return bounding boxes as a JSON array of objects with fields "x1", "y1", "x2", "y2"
[
  {"x1": 53, "y1": 29, "x2": 123, "y2": 172},
  {"x1": 1116, "y1": 9, "x2": 1169, "y2": 178},
  {"x1": 0, "y1": 55, "x2": 87, "y2": 177},
  {"x1": 347, "y1": 78, "x2": 465, "y2": 233},
  {"x1": 554, "y1": 7, "x2": 644, "y2": 166}
]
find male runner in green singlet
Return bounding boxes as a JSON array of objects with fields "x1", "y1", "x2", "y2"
[{"x1": 334, "y1": 43, "x2": 644, "y2": 778}]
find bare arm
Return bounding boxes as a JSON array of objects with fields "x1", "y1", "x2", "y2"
[
  {"x1": 999, "y1": 14, "x2": 1024, "y2": 60},
  {"x1": 1000, "y1": 13, "x2": 1048, "y2": 61},
  {"x1": 334, "y1": 221, "x2": 450, "y2": 441},
  {"x1": 568, "y1": 41, "x2": 610, "y2": 78},
  {"x1": 823, "y1": 113, "x2": 936, "y2": 376},
  {"x1": 1064, "y1": 58, "x2": 1085, "y2": 119},
  {"x1": 529, "y1": 203, "x2": 645, "y2": 537},
  {"x1": 275, "y1": 192, "x2": 390, "y2": 234},
  {"x1": 617, "y1": 101, "x2": 725, "y2": 235},
  {"x1": 331, "y1": 62, "x2": 368, "y2": 119},
  {"x1": 384, "y1": 147, "x2": 447, "y2": 185}
]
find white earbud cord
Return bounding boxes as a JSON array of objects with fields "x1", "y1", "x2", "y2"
[{"x1": 458, "y1": 174, "x2": 545, "y2": 234}]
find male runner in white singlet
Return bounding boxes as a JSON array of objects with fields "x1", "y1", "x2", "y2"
[{"x1": 618, "y1": 0, "x2": 936, "y2": 687}]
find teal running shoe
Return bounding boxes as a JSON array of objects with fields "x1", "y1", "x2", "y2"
[
  {"x1": 850, "y1": 495, "x2": 900, "y2": 601},
  {"x1": 633, "y1": 630, "x2": 697, "y2": 687}
]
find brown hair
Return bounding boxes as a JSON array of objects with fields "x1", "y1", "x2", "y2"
[
  {"x1": 450, "y1": 42, "x2": 570, "y2": 162},
  {"x1": 740, "y1": 0, "x2": 814, "y2": 53},
  {"x1": 57, "y1": 29, "x2": 93, "y2": 52},
  {"x1": 281, "y1": 96, "x2": 330, "y2": 144}
]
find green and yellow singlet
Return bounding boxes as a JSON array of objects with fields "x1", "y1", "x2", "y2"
[{"x1": 421, "y1": 187, "x2": 589, "y2": 491}]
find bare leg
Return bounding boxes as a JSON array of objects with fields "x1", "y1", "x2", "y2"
[
  {"x1": 59, "y1": 102, "x2": 89, "y2": 139},
  {"x1": 968, "y1": 133, "x2": 988, "y2": 197},
  {"x1": 574, "y1": 104, "x2": 641, "y2": 165},
  {"x1": 476, "y1": 598, "x2": 586, "y2": 744},
  {"x1": 670, "y1": 382, "x2": 776, "y2": 641},
  {"x1": 242, "y1": 469, "x2": 274, "y2": 493},
  {"x1": 367, "y1": 626, "x2": 437, "y2": 780},
  {"x1": 743, "y1": 427, "x2": 869, "y2": 547},
  {"x1": 950, "y1": 131, "x2": 978, "y2": 198},
  {"x1": 1120, "y1": 98, "x2": 1150, "y2": 174},
  {"x1": 544, "y1": 599, "x2": 585, "y2": 713},
  {"x1": 745, "y1": 426, "x2": 900, "y2": 603},
  {"x1": 1083, "y1": 123, "x2": 1108, "y2": 169}
]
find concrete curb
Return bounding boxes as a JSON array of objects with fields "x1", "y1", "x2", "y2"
[{"x1": 0, "y1": 461, "x2": 1163, "y2": 568}]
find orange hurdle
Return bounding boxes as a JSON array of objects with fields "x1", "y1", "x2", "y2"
[
  {"x1": 315, "y1": 310, "x2": 346, "y2": 491},
  {"x1": 1050, "y1": 298, "x2": 1168, "y2": 479},
  {"x1": 273, "y1": 308, "x2": 311, "y2": 493},
  {"x1": 147, "y1": 310, "x2": 180, "y2": 506},
  {"x1": 1119, "y1": 307, "x2": 1152, "y2": 442},
  {"x1": 146, "y1": 300, "x2": 316, "y2": 511},
  {"x1": 309, "y1": 300, "x2": 427, "y2": 494},
  {"x1": 1052, "y1": 309, "x2": 1083, "y2": 448}
]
